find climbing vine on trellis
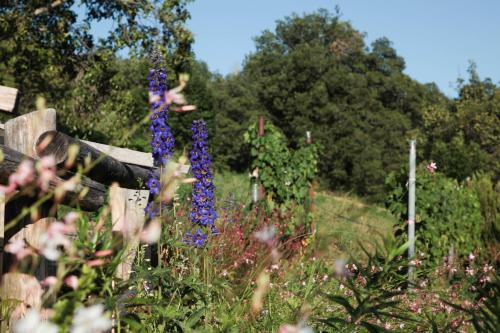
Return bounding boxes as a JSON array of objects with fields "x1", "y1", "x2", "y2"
[{"x1": 244, "y1": 122, "x2": 319, "y2": 206}]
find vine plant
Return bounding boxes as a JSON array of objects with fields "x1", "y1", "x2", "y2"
[{"x1": 244, "y1": 121, "x2": 319, "y2": 206}]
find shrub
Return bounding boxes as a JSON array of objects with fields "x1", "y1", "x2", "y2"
[
  {"x1": 385, "y1": 164, "x2": 485, "y2": 265},
  {"x1": 244, "y1": 121, "x2": 319, "y2": 206}
]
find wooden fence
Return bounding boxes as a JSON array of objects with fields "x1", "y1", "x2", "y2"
[{"x1": 0, "y1": 85, "x2": 188, "y2": 316}]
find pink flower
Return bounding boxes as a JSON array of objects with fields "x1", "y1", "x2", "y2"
[
  {"x1": 254, "y1": 225, "x2": 276, "y2": 246},
  {"x1": 171, "y1": 105, "x2": 197, "y2": 112},
  {"x1": 5, "y1": 238, "x2": 32, "y2": 260},
  {"x1": 278, "y1": 324, "x2": 299, "y2": 333},
  {"x1": 95, "y1": 249, "x2": 113, "y2": 257},
  {"x1": 14, "y1": 160, "x2": 36, "y2": 186},
  {"x1": 37, "y1": 155, "x2": 56, "y2": 192},
  {"x1": 165, "y1": 86, "x2": 187, "y2": 105},
  {"x1": 468, "y1": 253, "x2": 475, "y2": 262},
  {"x1": 465, "y1": 267, "x2": 475, "y2": 276},
  {"x1": 64, "y1": 275, "x2": 79, "y2": 290},
  {"x1": 0, "y1": 160, "x2": 35, "y2": 194},
  {"x1": 87, "y1": 259, "x2": 106, "y2": 267},
  {"x1": 0, "y1": 181, "x2": 17, "y2": 195},
  {"x1": 426, "y1": 162, "x2": 437, "y2": 173},
  {"x1": 41, "y1": 276, "x2": 58, "y2": 288},
  {"x1": 140, "y1": 219, "x2": 161, "y2": 244},
  {"x1": 64, "y1": 212, "x2": 80, "y2": 225},
  {"x1": 39, "y1": 222, "x2": 74, "y2": 260}
]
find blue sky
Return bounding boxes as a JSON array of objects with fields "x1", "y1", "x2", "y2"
[
  {"x1": 187, "y1": 0, "x2": 500, "y2": 97},
  {"x1": 81, "y1": 1, "x2": 499, "y2": 97}
]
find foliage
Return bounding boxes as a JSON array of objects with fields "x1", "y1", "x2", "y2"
[
  {"x1": 0, "y1": 0, "x2": 195, "y2": 150},
  {"x1": 423, "y1": 63, "x2": 500, "y2": 182},
  {"x1": 318, "y1": 239, "x2": 412, "y2": 332},
  {"x1": 385, "y1": 164, "x2": 485, "y2": 265},
  {"x1": 214, "y1": 9, "x2": 442, "y2": 199},
  {"x1": 470, "y1": 173, "x2": 500, "y2": 257},
  {"x1": 244, "y1": 121, "x2": 319, "y2": 206}
]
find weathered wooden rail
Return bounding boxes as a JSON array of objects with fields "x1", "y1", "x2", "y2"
[{"x1": 0, "y1": 85, "x2": 188, "y2": 318}]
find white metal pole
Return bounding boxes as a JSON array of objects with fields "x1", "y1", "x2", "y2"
[{"x1": 408, "y1": 140, "x2": 416, "y2": 283}]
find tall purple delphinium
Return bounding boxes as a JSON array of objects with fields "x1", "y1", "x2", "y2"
[
  {"x1": 185, "y1": 119, "x2": 217, "y2": 247},
  {"x1": 145, "y1": 51, "x2": 175, "y2": 218}
]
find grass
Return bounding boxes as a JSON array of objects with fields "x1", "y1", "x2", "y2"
[
  {"x1": 314, "y1": 191, "x2": 396, "y2": 260},
  {"x1": 213, "y1": 172, "x2": 397, "y2": 260}
]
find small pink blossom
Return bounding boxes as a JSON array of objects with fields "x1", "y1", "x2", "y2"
[
  {"x1": 254, "y1": 225, "x2": 276, "y2": 246},
  {"x1": 87, "y1": 259, "x2": 106, "y2": 267},
  {"x1": 140, "y1": 219, "x2": 161, "y2": 244},
  {"x1": 468, "y1": 253, "x2": 475, "y2": 262},
  {"x1": 64, "y1": 212, "x2": 80, "y2": 225},
  {"x1": 278, "y1": 324, "x2": 299, "y2": 333},
  {"x1": 5, "y1": 238, "x2": 32, "y2": 260},
  {"x1": 483, "y1": 264, "x2": 494, "y2": 273},
  {"x1": 410, "y1": 259, "x2": 422, "y2": 267},
  {"x1": 165, "y1": 86, "x2": 187, "y2": 105},
  {"x1": 426, "y1": 162, "x2": 437, "y2": 173},
  {"x1": 95, "y1": 249, "x2": 113, "y2": 257},
  {"x1": 39, "y1": 222, "x2": 74, "y2": 260},
  {"x1": 171, "y1": 105, "x2": 197, "y2": 112},
  {"x1": 41, "y1": 276, "x2": 58, "y2": 288},
  {"x1": 37, "y1": 155, "x2": 56, "y2": 192},
  {"x1": 14, "y1": 160, "x2": 36, "y2": 186},
  {"x1": 71, "y1": 304, "x2": 112, "y2": 333},
  {"x1": 64, "y1": 275, "x2": 79, "y2": 290},
  {"x1": 0, "y1": 160, "x2": 35, "y2": 194}
]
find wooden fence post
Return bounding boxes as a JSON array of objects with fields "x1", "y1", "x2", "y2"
[
  {"x1": 306, "y1": 131, "x2": 316, "y2": 236},
  {"x1": 408, "y1": 139, "x2": 416, "y2": 284},
  {"x1": 0, "y1": 86, "x2": 19, "y2": 113},
  {"x1": 110, "y1": 184, "x2": 149, "y2": 280},
  {"x1": 0, "y1": 109, "x2": 57, "y2": 310},
  {"x1": 257, "y1": 116, "x2": 265, "y2": 201}
]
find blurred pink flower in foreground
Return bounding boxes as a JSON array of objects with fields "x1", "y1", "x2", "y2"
[
  {"x1": 87, "y1": 259, "x2": 106, "y2": 267},
  {"x1": 165, "y1": 86, "x2": 187, "y2": 105},
  {"x1": 64, "y1": 212, "x2": 80, "y2": 225},
  {"x1": 140, "y1": 219, "x2": 161, "y2": 244},
  {"x1": 37, "y1": 155, "x2": 56, "y2": 192},
  {"x1": 426, "y1": 162, "x2": 437, "y2": 173},
  {"x1": 0, "y1": 160, "x2": 35, "y2": 194},
  {"x1": 278, "y1": 322, "x2": 314, "y2": 333},
  {"x1": 12, "y1": 309, "x2": 58, "y2": 333},
  {"x1": 254, "y1": 225, "x2": 276, "y2": 246},
  {"x1": 95, "y1": 249, "x2": 113, "y2": 257},
  {"x1": 41, "y1": 276, "x2": 58, "y2": 288},
  {"x1": 5, "y1": 238, "x2": 32, "y2": 260},
  {"x1": 39, "y1": 221, "x2": 75, "y2": 260},
  {"x1": 71, "y1": 304, "x2": 112, "y2": 333},
  {"x1": 65, "y1": 275, "x2": 79, "y2": 290}
]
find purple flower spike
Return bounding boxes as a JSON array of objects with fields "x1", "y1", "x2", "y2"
[
  {"x1": 185, "y1": 120, "x2": 217, "y2": 247},
  {"x1": 184, "y1": 229, "x2": 208, "y2": 248},
  {"x1": 145, "y1": 53, "x2": 175, "y2": 218}
]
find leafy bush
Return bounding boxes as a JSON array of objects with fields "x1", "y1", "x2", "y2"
[
  {"x1": 470, "y1": 173, "x2": 500, "y2": 256},
  {"x1": 385, "y1": 164, "x2": 485, "y2": 265},
  {"x1": 244, "y1": 121, "x2": 319, "y2": 205}
]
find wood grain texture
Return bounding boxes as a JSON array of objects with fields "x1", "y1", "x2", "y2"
[
  {"x1": 4, "y1": 109, "x2": 57, "y2": 158},
  {"x1": 37, "y1": 131, "x2": 152, "y2": 189},
  {"x1": 110, "y1": 184, "x2": 149, "y2": 280},
  {"x1": 1, "y1": 110, "x2": 55, "y2": 306},
  {"x1": 82, "y1": 139, "x2": 155, "y2": 168},
  {"x1": 0, "y1": 272, "x2": 43, "y2": 308},
  {"x1": 0, "y1": 86, "x2": 19, "y2": 113},
  {"x1": 0, "y1": 144, "x2": 106, "y2": 212}
]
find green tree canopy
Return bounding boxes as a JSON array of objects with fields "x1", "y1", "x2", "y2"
[{"x1": 213, "y1": 9, "x2": 443, "y2": 198}]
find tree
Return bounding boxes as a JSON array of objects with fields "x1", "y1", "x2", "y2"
[
  {"x1": 214, "y1": 9, "x2": 440, "y2": 198},
  {"x1": 0, "y1": 0, "x2": 194, "y2": 148}
]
